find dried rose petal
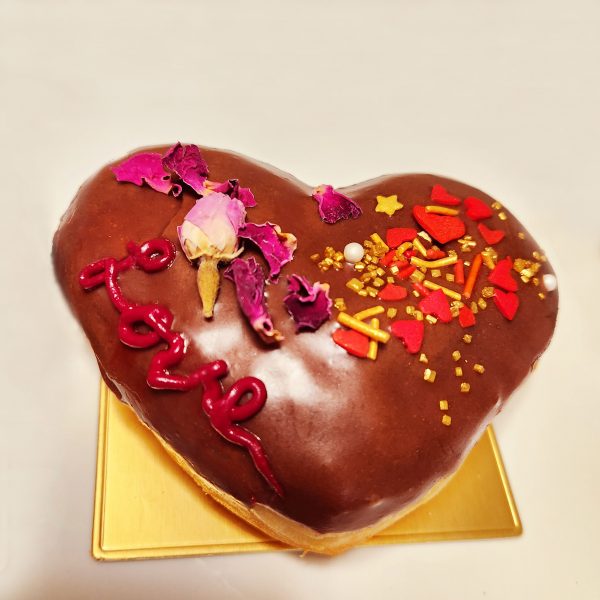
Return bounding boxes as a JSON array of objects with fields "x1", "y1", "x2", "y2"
[
  {"x1": 162, "y1": 142, "x2": 209, "y2": 194},
  {"x1": 224, "y1": 258, "x2": 283, "y2": 343},
  {"x1": 112, "y1": 152, "x2": 181, "y2": 196},
  {"x1": 311, "y1": 185, "x2": 362, "y2": 224},
  {"x1": 208, "y1": 179, "x2": 256, "y2": 208},
  {"x1": 238, "y1": 222, "x2": 297, "y2": 281},
  {"x1": 283, "y1": 274, "x2": 332, "y2": 332}
]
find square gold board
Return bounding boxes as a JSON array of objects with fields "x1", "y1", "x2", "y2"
[{"x1": 93, "y1": 381, "x2": 521, "y2": 560}]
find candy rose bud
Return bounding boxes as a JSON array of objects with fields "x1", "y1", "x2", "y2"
[{"x1": 177, "y1": 192, "x2": 246, "y2": 318}]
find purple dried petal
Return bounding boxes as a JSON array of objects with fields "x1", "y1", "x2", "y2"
[
  {"x1": 238, "y1": 222, "x2": 297, "y2": 281},
  {"x1": 311, "y1": 185, "x2": 362, "y2": 224},
  {"x1": 283, "y1": 274, "x2": 332, "y2": 332},
  {"x1": 112, "y1": 152, "x2": 181, "y2": 196},
  {"x1": 224, "y1": 258, "x2": 283, "y2": 344},
  {"x1": 210, "y1": 179, "x2": 256, "y2": 208},
  {"x1": 162, "y1": 142, "x2": 209, "y2": 194}
]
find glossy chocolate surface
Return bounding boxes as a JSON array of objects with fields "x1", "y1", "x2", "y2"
[{"x1": 53, "y1": 147, "x2": 558, "y2": 533}]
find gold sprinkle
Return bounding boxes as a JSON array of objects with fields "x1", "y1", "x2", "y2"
[
  {"x1": 353, "y1": 305, "x2": 385, "y2": 321},
  {"x1": 410, "y1": 270, "x2": 426, "y2": 283},
  {"x1": 418, "y1": 230, "x2": 432, "y2": 243},
  {"x1": 370, "y1": 233, "x2": 389, "y2": 252},
  {"x1": 431, "y1": 269, "x2": 442, "y2": 279},
  {"x1": 414, "y1": 310, "x2": 424, "y2": 321},
  {"x1": 359, "y1": 273, "x2": 372, "y2": 282},
  {"x1": 419, "y1": 353, "x2": 428, "y2": 364},
  {"x1": 532, "y1": 277, "x2": 539, "y2": 286},
  {"x1": 498, "y1": 211, "x2": 508, "y2": 221},
  {"x1": 346, "y1": 278, "x2": 364, "y2": 292},
  {"x1": 442, "y1": 414, "x2": 452, "y2": 426},
  {"x1": 376, "y1": 267, "x2": 386, "y2": 277},
  {"x1": 424, "y1": 368, "x2": 437, "y2": 383},
  {"x1": 464, "y1": 260, "x2": 471, "y2": 267},
  {"x1": 412, "y1": 290, "x2": 421, "y2": 298},
  {"x1": 412, "y1": 237, "x2": 428, "y2": 258},
  {"x1": 455, "y1": 366, "x2": 463, "y2": 377},
  {"x1": 337, "y1": 312, "x2": 390, "y2": 343},
  {"x1": 425, "y1": 315, "x2": 438, "y2": 325},
  {"x1": 532, "y1": 250, "x2": 542, "y2": 260},
  {"x1": 354, "y1": 262, "x2": 366, "y2": 272},
  {"x1": 386, "y1": 276, "x2": 395, "y2": 284},
  {"x1": 410, "y1": 255, "x2": 458, "y2": 269},
  {"x1": 518, "y1": 232, "x2": 526, "y2": 240},
  {"x1": 405, "y1": 306, "x2": 415, "y2": 315},
  {"x1": 389, "y1": 265, "x2": 400, "y2": 275},
  {"x1": 358, "y1": 289, "x2": 368, "y2": 297},
  {"x1": 491, "y1": 201, "x2": 503, "y2": 210},
  {"x1": 452, "y1": 350, "x2": 461, "y2": 361},
  {"x1": 473, "y1": 364, "x2": 485, "y2": 374},
  {"x1": 450, "y1": 304, "x2": 461, "y2": 318},
  {"x1": 463, "y1": 334, "x2": 473, "y2": 344},
  {"x1": 439, "y1": 400, "x2": 449, "y2": 411},
  {"x1": 367, "y1": 319, "x2": 379, "y2": 361},
  {"x1": 333, "y1": 251, "x2": 344, "y2": 262},
  {"x1": 422, "y1": 280, "x2": 462, "y2": 301},
  {"x1": 333, "y1": 298, "x2": 347, "y2": 311},
  {"x1": 397, "y1": 242, "x2": 413, "y2": 256},
  {"x1": 387, "y1": 307, "x2": 398, "y2": 318},
  {"x1": 446, "y1": 273, "x2": 455, "y2": 283},
  {"x1": 363, "y1": 240, "x2": 374, "y2": 248},
  {"x1": 310, "y1": 253, "x2": 320, "y2": 262},
  {"x1": 372, "y1": 277, "x2": 385, "y2": 288},
  {"x1": 482, "y1": 286, "x2": 495, "y2": 299},
  {"x1": 332, "y1": 261, "x2": 343, "y2": 270},
  {"x1": 538, "y1": 292, "x2": 546, "y2": 300},
  {"x1": 460, "y1": 382, "x2": 471, "y2": 393},
  {"x1": 425, "y1": 205, "x2": 460, "y2": 216},
  {"x1": 324, "y1": 246, "x2": 335, "y2": 257},
  {"x1": 366, "y1": 286, "x2": 379, "y2": 298},
  {"x1": 481, "y1": 250, "x2": 496, "y2": 270},
  {"x1": 470, "y1": 301, "x2": 479, "y2": 314},
  {"x1": 477, "y1": 298, "x2": 487, "y2": 310}
]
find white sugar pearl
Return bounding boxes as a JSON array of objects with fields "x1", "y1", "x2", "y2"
[
  {"x1": 543, "y1": 273, "x2": 557, "y2": 292},
  {"x1": 344, "y1": 242, "x2": 364, "y2": 264}
]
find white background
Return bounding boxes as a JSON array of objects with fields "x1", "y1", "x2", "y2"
[{"x1": 1, "y1": 1, "x2": 599, "y2": 598}]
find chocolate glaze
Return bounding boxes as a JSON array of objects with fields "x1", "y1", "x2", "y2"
[{"x1": 53, "y1": 146, "x2": 558, "y2": 533}]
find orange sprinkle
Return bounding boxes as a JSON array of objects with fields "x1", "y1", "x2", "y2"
[
  {"x1": 454, "y1": 259, "x2": 465, "y2": 285},
  {"x1": 463, "y1": 253, "x2": 483, "y2": 299}
]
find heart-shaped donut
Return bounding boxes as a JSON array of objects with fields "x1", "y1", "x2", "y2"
[{"x1": 53, "y1": 144, "x2": 558, "y2": 554}]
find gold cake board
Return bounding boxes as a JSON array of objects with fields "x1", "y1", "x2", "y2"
[{"x1": 92, "y1": 381, "x2": 521, "y2": 560}]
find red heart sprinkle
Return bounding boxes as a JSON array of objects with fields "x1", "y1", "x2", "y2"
[
  {"x1": 391, "y1": 320, "x2": 425, "y2": 354},
  {"x1": 379, "y1": 249, "x2": 397, "y2": 267},
  {"x1": 412, "y1": 205, "x2": 466, "y2": 244},
  {"x1": 426, "y1": 248, "x2": 446, "y2": 260},
  {"x1": 332, "y1": 329, "x2": 370, "y2": 357},
  {"x1": 458, "y1": 306, "x2": 476, "y2": 328},
  {"x1": 396, "y1": 265, "x2": 416, "y2": 280},
  {"x1": 493, "y1": 289, "x2": 519, "y2": 321},
  {"x1": 477, "y1": 223, "x2": 505, "y2": 245},
  {"x1": 464, "y1": 196, "x2": 494, "y2": 221},
  {"x1": 378, "y1": 283, "x2": 408, "y2": 301},
  {"x1": 431, "y1": 184, "x2": 461, "y2": 206},
  {"x1": 488, "y1": 257, "x2": 518, "y2": 292},
  {"x1": 386, "y1": 227, "x2": 417, "y2": 248},
  {"x1": 418, "y1": 289, "x2": 452, "y2": 323}
]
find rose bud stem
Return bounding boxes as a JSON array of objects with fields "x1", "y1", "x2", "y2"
[{"x1": 198, "y1": 257, "x2": 220, "y2": 318}]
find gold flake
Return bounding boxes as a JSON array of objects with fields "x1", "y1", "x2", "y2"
[
  {"x1": 410, "y1": 255, "x2": 458, "y2": 270},
  {"x1": 431, "y1": 269, "x2": 442, "y2": 278},
  {"x1": 452, "y1": 350, "x2": 461, "y2": 361},
  {"x1": 518, "y1": 232, "x2": 526, "y2": 240},
  {"x1": 538, "y1": 292, "x2": 546, "y2": 300},
  {"x1": 462, "y1": 334, "x2": 473, "y2": 344},
  {"x1": 424, "y1": 368, "x2": 437, "y2": 383},
  {"x1": 491, "y1": 201, "x2": 503, "y2": 210},
  {"x1": 455, "y1": 367, "x2": 463, "y2": 377},
  {"x1": 460, "y1": 382, "x2": 471, "y2": 393},
  {"x1": 473, "y1": 364, "x2": 485, "y2": 374},
  {"x1": 333, "y1": 251, "x2": 344, "y2": 262},
  {"x1": 387, "y1": 307, "x2": 398, "y2": 318},
  {"x1": 419, "y1": 353, "x2": 428, "y2": 364},
  {"x1": 439, "y1": 400, "x2": 449, "y2": 411},
  {"x1": 498, "y1": 212, "x2": 508, "y2": 221},
  {"x1": 310, "y1": 253, "x2": 320, "y2": 262},
  {"x1": 446, "y1": 273, "x2": 455, "y2": 283},
  {"x1": 441, "y1": 414, "x2": 452, "y2": 426},
  {"x1": 425, "y1": 315, "x2": 438, "y2": 325},
  {"x1": 477, "y1": 298, "x2": 487, "y2": 310},
  {"x1": 482, "y1": 286, "x2": 495, "y2": 299},
  {"x1": 333, "y1": 298, "x2": 347, "y2": 311}
]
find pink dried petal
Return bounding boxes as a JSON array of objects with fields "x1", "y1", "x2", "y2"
[
  {"x1": 283, "y1": 274, "x2": 332, "y2": 332},
  {"x1": 238, "y1": 222, "x2": 297, "y2": 281},
  {"x1": 112, "y1": 152, "x2": 181, "y2": 196},
  {"x1": 224, "y1": 258, "x2": 283, "y2": 343},
  {"x1": 311, "y1": 185, "x2": 362, "y2": 224},
  {"x1": 210, "y1": 179, "x2": 257, "y2": 208},
  {"x1": 162, "y1": 142, "x2": 209, "y2": 194}
]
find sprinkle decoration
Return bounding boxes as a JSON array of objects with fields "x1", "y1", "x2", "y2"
[
  {"x1": 418, "y1": 289, "x2": 453, "y2": 323},
  {"x1": 391, "y1": 320, "x2": 425, "y2": 354},
  {"x1": 386, "y1": 227, "x2": 418, "y2": 248},
  {"x1": 378, "y1": 283, "x2": 408, "y2": 301},
  {"x1": 354, "y1": 305, "x2": 385, "y2": 321},
  {"x1": 478, "y1": 223, "x2": 506, "y2": 245},
  {"x1": 375, "y1": 194, "x2": 404, "y2": 216},
  {"x1": 431, "y1": 184, "x2": 462, "y2": 206},
  {"x1": 412, "y1": 205, "x2": 466, "y2": 244},
  {"x1": 332, "y1": 328, "x2": 370, "y2": 358},
  {"x1": 79, "y1": 238, "x2": 283, "y2": 496},
  {"x1": 464, "y1": 196, "x2": 494, "y2": 221},
  {"x1": 337, "y1": 312, "x2": 391, "y2": 343},
  {"x1": 463, "y1": 253, "x2": 483, "y2": 299},
  {"x1": 458, "y1": 305, "x2": 476, "y2": 328},
  {"x1": 493, "y1": 289, "x2": 520, "y2": 321},
  {"x1": 488, "y1": 257, "x2": 519, "y2": 292},
  {"x1": 454, "y1": 259, "x2": 465, "y2": 285},
  {"x1": 367, "y1": 319, "x2": 380, "y2": 360},
  {"x1": 312, "y1": 185, "x2": 362, "y2": 224}
]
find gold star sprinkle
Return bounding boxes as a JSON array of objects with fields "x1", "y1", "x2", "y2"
[
  {"x1": 460, "y1": 382, "x2": 471, "y2": 393},
  {"x1": 424, "y1": 368, "x2": 437, "y2": 383},
  {"x1": 375, "y1": 194, "x2": 404, "y2": 216},
  {"x1": 442, "y1": 414, "x2": 452, "y2": 426},
  {"x1": 439, "y1": 400, "x2": 449, "y2": 411}
]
